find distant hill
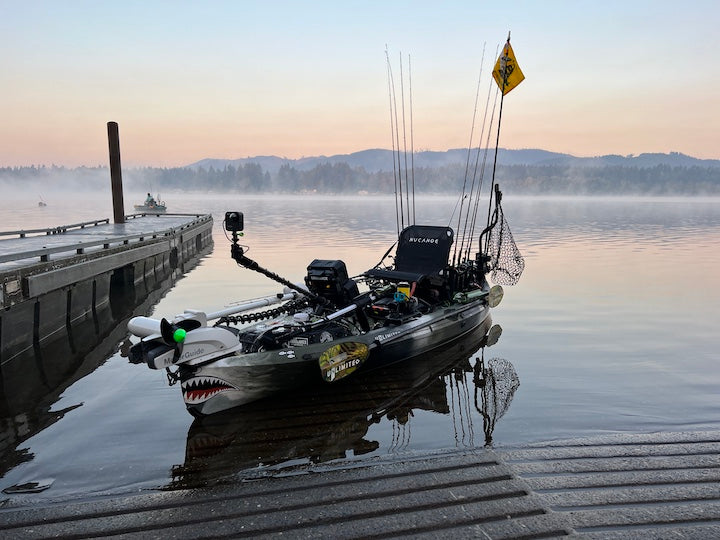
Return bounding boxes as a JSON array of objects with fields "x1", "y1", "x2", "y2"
[
  {"x1": 188, "y1": 149, "x2": 720, "y2": 174},
  {"x1": 3, "y1": 148, "x2": 718, "y2": 196}
]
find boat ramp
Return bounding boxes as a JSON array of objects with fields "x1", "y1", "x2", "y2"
[{"x1": 0, "y1": 430, "x2": 718, "y2": 538}]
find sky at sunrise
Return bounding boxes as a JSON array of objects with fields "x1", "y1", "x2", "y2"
[{"x1": 2, "y1": 0, "x2": 719, "y2": 168}]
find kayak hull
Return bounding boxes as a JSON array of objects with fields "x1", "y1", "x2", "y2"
[{"x1": 180, "y1": 299, "x2": 491, "y2": 417}]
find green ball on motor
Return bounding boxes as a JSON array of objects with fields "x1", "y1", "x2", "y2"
[{"x1": 172, "y1": 328, "x2": 187, "y2": 343}]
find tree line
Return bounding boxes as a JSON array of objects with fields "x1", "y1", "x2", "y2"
[{"x1": 2, "y1": 162, "x2": 719, "y2": 195}]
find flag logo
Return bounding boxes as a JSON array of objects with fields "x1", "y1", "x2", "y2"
[{"x1": 493, "y1": 40, "x2": 525, "y2": 95}]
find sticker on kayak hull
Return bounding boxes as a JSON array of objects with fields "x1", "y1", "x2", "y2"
[{"x1": 319, "y1": 342, "x2": 369, "y2": 382}]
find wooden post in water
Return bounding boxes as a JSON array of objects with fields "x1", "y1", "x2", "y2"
[{"x1": 107, "y1": 121, "x2": 125, "y2": 224}]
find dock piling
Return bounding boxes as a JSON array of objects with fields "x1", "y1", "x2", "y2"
[{"x1": 107, "y1": 121, "x2": 125, "y2": 224}]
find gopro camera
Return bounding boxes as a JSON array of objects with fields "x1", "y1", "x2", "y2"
[{"x1": 224, "y1": 211, "x2": 244, "y2": 232}]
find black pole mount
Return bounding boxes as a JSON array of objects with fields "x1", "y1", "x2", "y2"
[{"x1": 229, "y1": 233, "x2": 325, "y2": 303}]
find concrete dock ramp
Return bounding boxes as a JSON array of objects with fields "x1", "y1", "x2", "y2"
[
  {"x1": 504, "y1": 430, "x2": 720, "y2": 538},
  {"x1": 1, "y1": 431, "x2": 719, "y2": 538},
  {"x1": 0, "y1": 451, "x2": 570, "y2": 539}
]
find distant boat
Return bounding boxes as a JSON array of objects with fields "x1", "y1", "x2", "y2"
[
  {"x1": 134, "y1": 193, "x2": 166, "y2": 213},
  {"x1": 38, "y1": 195, "x2": 47, "y2": 207}
]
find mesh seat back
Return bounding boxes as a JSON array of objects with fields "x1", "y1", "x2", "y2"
[{"x1": 394, "y1": 225, "x2": 454, "y2": 277}]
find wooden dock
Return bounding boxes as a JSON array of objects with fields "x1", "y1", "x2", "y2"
[{"x1": 0, "y1": 213, "x2": 213, "y2": 364}]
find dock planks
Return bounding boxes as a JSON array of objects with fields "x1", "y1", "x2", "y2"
[
  {"x1": 0, "y1": 213, "x2": 213, "y2": 361},
  {"x1": 0, "y1": 214, "x2": 210, "y2": 270}
]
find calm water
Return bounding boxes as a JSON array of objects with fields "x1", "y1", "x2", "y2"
[{"x1": 1, "y1": 191, "x2": 719, "y2": 504}]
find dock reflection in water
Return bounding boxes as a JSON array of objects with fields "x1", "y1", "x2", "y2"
[
  {"x1": 171, "y1": 322, "x2": 518, "y2": 489},
  {"x1": 0, "y1": 247, "x2": 211, "y2": 484}
]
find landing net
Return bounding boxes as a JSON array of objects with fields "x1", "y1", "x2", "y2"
[{"x1": 487, "y1": 200, "x2": 524, "y2": 286}]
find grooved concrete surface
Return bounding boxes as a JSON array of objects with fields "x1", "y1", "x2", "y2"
[
  {"x1": 504, "y1": 431, "x2": 720, "y2": 539},
  {"x1": 1, "y1": 431, "x2": 718, "y2": 539}
]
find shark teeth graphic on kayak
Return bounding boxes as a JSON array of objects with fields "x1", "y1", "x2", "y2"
[{"x1": 181, "y1": 376, "x2": 237, "y2": 404}]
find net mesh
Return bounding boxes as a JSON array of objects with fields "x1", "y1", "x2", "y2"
[
  {"x1": 477, "y1": 357, "x2": 520, "y2": 445},
  {"x1": 487, "y1": 202, "x2": 524, "y2": 286}
]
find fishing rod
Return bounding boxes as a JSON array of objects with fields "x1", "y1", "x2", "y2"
[
  {"x1": 462, "y1": 48, "x2": 499, "y2": 261},
  {"x1": 453, "y1": 44, "x2": 492, "y2": 266},
  {"x1": 485, "y1": 95, "x2": 506, "y2": 254},
  {"x1": 386, "y1": 49, "x2": 417, "y2": 235},
  {"x1": 408, "y1": 54, "x2": 416, "y2": 225},
  {"x1": 464, "y1": 77, "x2": 500, "y2": 262},
  {"x1": 391, "y1": 53, "x2": 405, "y2": 232},
  {"x1": 399, "y1": 53, "x2": 411, "y2": 228},
  {"x1": 452, "y1": 45, "x2": 486, "y2": 266},
  {"x1": 400, "y1": 54, "x2": 415, "y2": 225},
  {"x1": 385, "y1": 47, "x2": 402, "y2": 237}
]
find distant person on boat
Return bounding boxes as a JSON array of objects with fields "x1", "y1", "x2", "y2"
[{"x1": 145, "y1": 193, "x2": 155, "y2": 206}]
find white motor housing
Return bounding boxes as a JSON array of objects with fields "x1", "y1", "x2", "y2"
[{"x1": 131, "y1": 326, "x2": 242, "y2": 370}]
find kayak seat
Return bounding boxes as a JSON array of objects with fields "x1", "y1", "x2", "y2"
[
  {"x1": 364, "y1": 268, "x2": 425, "y2": 283},
  {"x1": 365, "y1": 225, "x2": 454, "y2": 286}
]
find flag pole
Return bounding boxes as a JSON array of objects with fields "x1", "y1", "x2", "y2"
[{"x1": 485, "y1": 32, "x2": 511, "y2": 236}]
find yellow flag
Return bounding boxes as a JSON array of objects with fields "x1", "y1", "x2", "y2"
[{"x1": 493, "y1": 40, "x2": 525, "y2": 95}]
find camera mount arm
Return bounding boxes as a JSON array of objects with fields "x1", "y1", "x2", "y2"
[{"x1": 225, "y1": 211, "x2": 326, "y2": 304}]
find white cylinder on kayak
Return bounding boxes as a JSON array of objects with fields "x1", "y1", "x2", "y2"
[{"x1": 128, "y1": 316, "x2": 161, "y2": 337}]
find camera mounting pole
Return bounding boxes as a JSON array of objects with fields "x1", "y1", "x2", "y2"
[{"x1": 224, "y1": 211, "x2": 325, "y2": 303}]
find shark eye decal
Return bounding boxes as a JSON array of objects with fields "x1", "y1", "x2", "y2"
[{"x1": 181, "y1": 376, "x2": 237, "y2": 404}]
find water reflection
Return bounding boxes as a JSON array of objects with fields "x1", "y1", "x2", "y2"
[
  {"x1": 169, "y1": 322, "x2": 518, "y2": 489},
  {"x1": 0, "y1": 248, "x2": 210, "y2": 482},
  {"x1": 474, "y1": 355, "x2": 520, "y2": 446}
]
